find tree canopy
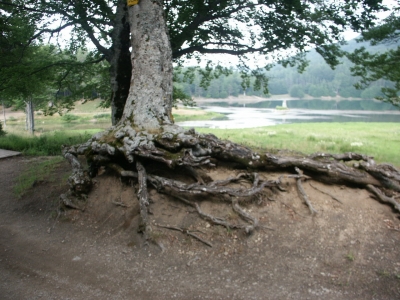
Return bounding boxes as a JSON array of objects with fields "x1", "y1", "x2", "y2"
[
  {"x1": 347, "y1": 6, "x2": 400, "y2": 107},
  {"x1": 0, "y1": 0, "x2": 388, "y2": 123}
]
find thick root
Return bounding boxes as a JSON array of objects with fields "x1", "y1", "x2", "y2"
[{"x1": 60, "y1": 125, "x2": 400, "y2": 245}]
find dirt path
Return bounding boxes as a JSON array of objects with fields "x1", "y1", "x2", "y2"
[{"x1": 0, "y1": 156, "x2": 399, "y2": 299}]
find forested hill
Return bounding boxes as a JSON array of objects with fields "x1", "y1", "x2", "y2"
[{"x1": 175, "y1": 38, "x2": 397, "y2": 101}]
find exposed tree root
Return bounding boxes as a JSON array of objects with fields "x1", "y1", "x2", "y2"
[
  {"x1": 366, "y1": 185, "x2": 400, "y2": 213},
  {"x1": 309, "y1": 182, "x2": 343, "y2": 204},
  {"x1": 194, "y1": 202, "x2": 253, "y2": 232},
  {"x1": 155, "y1": 223, "x2": 213, "y2": 247},
  {"x1": 60, "y1": 124, "x2": 400, "y2": 245},
  {"x1": 136, "y1": 161, "x2": 152, "y2": 241},
  {"x1": 232, "y1": 199, "x2": 259, "y2": 234},
  {"x1": 295, "y1": 167, "x2": 317, "y2": 215}
]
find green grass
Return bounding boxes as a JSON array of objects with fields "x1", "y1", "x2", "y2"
[
  {"x1": 174, "y1": 111, "x2": 227, "y2": 122},
  {"x1": 61, "y1": 114, "x2": 81, "y2": 123},
  {"x1": 13, "y1": 156, "x2": 65, "y2": 198},
  {"x1": 196, "y1": 122, "x2": 400, "y2": 167},
  {"x1": 93, "y1": 113, "x2": 111, "y2": 119},
  {"x1": 0, "y1": 131, "x2": 94, "y2": 156},
  {"x1": 1, "y1": 121, "x2": 399, "y2": 166},
  {"x1": 72, "y1": 100, "x2": 108, "y2": 113},
  {"x1": 2, "y1": 100, "x2": 400, "y2": 167}
]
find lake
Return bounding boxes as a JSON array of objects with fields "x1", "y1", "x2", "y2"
[{"x1": 177, "y1": 106, "x2": 400, "y2": 129}]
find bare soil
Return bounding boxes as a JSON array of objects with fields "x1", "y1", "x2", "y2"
[{"x1": 1, "y1": 156, "x2": 399, "y2": 300}]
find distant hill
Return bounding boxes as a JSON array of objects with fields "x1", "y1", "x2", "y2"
[{"x1": 175, "y1": 37, "x2": 398, "y2": 108}]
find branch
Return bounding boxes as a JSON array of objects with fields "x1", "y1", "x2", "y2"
[
  {"x1": 0, "y1": 57, "x2": 106, "y2": 93},
  {"x1": 173, "y1": 43, "x2": 268, "y2": 58},
  {"x1": 171, "y1": 1, "x2": 259, "y2": 54},
  {"x1": 29, "y1": 22, "x2": 75, "y2": 44}
]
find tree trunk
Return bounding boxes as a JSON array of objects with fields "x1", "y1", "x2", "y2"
[
  {"x1": 109, "y1": 0, "x2": 132, "y2": 126},
  {"x1": 120, "y1": 0, "x2": 174, "y2": 130},
  {"x1": 25, "y1": 98, "x2": 34, "y2": 134},
  {"x1": 1, "y1": 100, "x2": 6, "y2": 129}
]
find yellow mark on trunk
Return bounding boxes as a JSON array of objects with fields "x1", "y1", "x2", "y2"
[{"x1": 127, "y1": 0, "x2": 139, "y2": 6}]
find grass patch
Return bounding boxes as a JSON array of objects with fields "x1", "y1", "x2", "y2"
[
  {"x1": 13, "y1": 156, "x2": 65, "y2": 198},
  {"x1": 174, "y1": 111, "x2": 227, "y2": 122},
  {"x1": 0, "y1": 131, "x2": 94, "y2": 156},
  {"x1": 196, "y1": 122, "x2": 400, "y2": 167},
  {"x1": 3, "y1": 101, "x2": 400, "y2": 167},
  {"x1": 345, "y1": 252, "x2": 355, "y2": 262},
  {"x1": 93, "y1": 113, "x2": 111, "y2": 119},
  {"x1": 61, "y1": 114, "x2": 81, "y2": 123},
  {"x1": 72, "y1": 99, "x2": 108, "y2": 113}
]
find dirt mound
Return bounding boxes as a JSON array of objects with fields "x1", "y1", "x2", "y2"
[{"x1": 1, "y1": 156, "x2": 399, "y2": 299}]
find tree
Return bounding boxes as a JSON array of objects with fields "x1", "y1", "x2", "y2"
[
  {"x1": 0, "y1": 0, "x2": 388, "y2": 124},
  {"x1": 55, "y1": 0, "x2": 400, "y2": 245},
  {"x1": 0, "y1": 8, "x2": 59, "y2": 134},
  {"x1": 0, "y1": 120, "x2": 5, "y2": 136},
  {"x1": 348, "y1": 7, "x2": 400, "y2": 106},
  {"x1": 289, "y1": 84, "x2": 305, "y2": 98},
  {"x1": 0, "y1": 1, "x2": 108, "y2": 131}
]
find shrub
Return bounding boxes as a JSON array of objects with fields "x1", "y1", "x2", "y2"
[
  {"x1": 61, "y1": 114, "x2": 80, "y2": 123},
  {"x1": 0, "y1": 122, "x2": 6, "y2": 136},
  {"x1": 0, "y1": 131, "x2": 92, "y2": 156}
]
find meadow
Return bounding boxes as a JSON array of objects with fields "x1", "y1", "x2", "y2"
[
  {"x1": 196, "y1": 122, "x2": 400, "y2": 167},
  {"x1": 1, "y1": 101, "x2": 399, "y2": 167}
]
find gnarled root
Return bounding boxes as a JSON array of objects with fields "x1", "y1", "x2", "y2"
[
  {"x1": 136, "y1": 161, "x2": 152, "y2": 241},
  {"x1": 295, "y1": 167, "x2": 317, "y2": 215},
  {"x1": 61, "y1": 125, "x2": 400, "y2": 246}
]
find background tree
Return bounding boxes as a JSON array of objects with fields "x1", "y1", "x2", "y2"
[
  {"x1": 347, "y1": 5, "x2": 400, "y2": 106},
  {"x1": 0, "y1": 1, "x2": 108, "y2": 126}
]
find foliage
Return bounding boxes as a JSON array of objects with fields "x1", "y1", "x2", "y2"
[
  {"x1": 61, "y1": 114, "x2": 81, "y2": 123},
  {"x1": 347, "y1": 9, "x2": 400, "y2": 107},
  {"x1": 0, "y1": 122, "x2": 6, "y2": 136},
  {"x1": 0, "y1": 0, "x2": 387, "y2": 118},
  {"x1": 289, "y1": 85, "x2": 305, "y2": 98},
  {"x1": 0, "y1": 1, "x2": 109, "y2": 116}
]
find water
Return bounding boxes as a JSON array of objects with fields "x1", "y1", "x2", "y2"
[{"x1": 177, "y1": 106, "x2": 400, "y2": 129}]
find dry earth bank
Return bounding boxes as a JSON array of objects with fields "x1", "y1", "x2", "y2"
[{"x1": 0, "y1": 156, "x2": 399, "y2": 299}]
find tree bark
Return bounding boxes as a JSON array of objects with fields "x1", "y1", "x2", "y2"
[
  {"x1": 25, "y1": 98, "x2": 34, "y2": 135},
  {"x1": 121, "y1": 0, "x2": 174, "y2": 130},
  {"x1": 1, "y1": 100, "x2": 6, "y2": 129},
  {"x1": 109, "y1": 0, "x2": 132, "y2": 125}
]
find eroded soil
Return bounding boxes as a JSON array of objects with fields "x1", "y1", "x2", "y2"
[{"x1": 1, "y1": 156, "x2": 399, "y2": 300}]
